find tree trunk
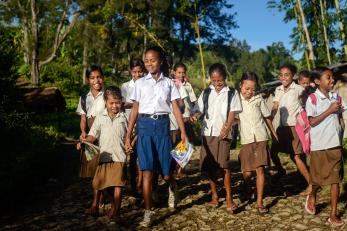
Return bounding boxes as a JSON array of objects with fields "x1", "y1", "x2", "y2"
[
  {"x1": 31, "y1": 0, "x2": 39, "y2": 84},
  {"x1": 319, "y1": 0, "x2": 331, "y2": 64},
  {"x1": 194, "y1": 2, "x2": 206, "y2": 88},
  {"x1": 293, "y1": 2, "x2": 311, "y2": 70},
  {"x1": 296, "y1": 0, "x2": 315, "y2": 68},
  {"x1": 82, "y1": 39, "x2": 88, "y2": 85},
  {"x1": 334, "y1": 0, "x2": 347, "y2": 58}
]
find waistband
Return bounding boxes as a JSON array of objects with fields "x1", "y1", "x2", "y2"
[{"x1": 139, "y1": 113, "x2": 169, "y2": 120}]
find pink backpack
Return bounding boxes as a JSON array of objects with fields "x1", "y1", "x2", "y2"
[{"x1": 296, "y1": 93, "x2": 341, "y2": 154}]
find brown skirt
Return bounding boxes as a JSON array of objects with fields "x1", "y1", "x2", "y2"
[
  {"x1": 271, "y1": 126, "x2": 303, "y2": 155},
  {"x1": 92, "y1": 162, "x2": 126, "y2": 190},
  {"x1": 79, "y1": 150, "x2": 99, "y2": 178},
  {"x1": 309, "y1": 148, "x2": 342, "y2": 186},
  {"x1": 200, "y1": 136, "x2": 231, "y2": 172},
  {"x1": 239, "y1": 141, "x2": 269, "y2": 172}
]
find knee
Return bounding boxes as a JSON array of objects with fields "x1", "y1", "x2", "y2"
[
  {"x1": 256, "y1": 167, "x2": 264, "y2": 175},
  {"x1": 163, "y1": 176, "x2": 170, "y2": 181}
]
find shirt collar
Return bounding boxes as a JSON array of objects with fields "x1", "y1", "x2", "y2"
[
  {"x1": 209, "y1": 85, "x2": 229, "y2": 93},
  {"x1": 145, "y1": 72, "x2": 164, "y2": 81},
  {"x1": 87, "y1": 88, "x2": 104, "y2": 98},
  {"x1": 240, "y1": 94, "x2": 260, "y2": 102},
  {"x1": 315, "y1": 88, "x2": 334, "y2": 100},
  {"x1": 279, "y1": 81, "x2": 296, "y2": 91},
  {"x1": 103, "y1": 109, "x2": 121, "y2": 118}
]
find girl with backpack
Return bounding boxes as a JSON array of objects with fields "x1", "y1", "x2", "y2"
[
  {"x1": 305, "y1": 67, "x2": 345, "y2": 227},
  {"x1": 237, "y1": 72, "x2": 278, "y2": 214},
  {"x1": 191, "y1": 63, "x2": 242, "y2": 212}
]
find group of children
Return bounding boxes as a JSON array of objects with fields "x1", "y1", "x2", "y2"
[{"x1": 76, "y1": 46, "x2": 345, "y2": 227}]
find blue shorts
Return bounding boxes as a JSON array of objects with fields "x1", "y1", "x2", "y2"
[{"x1": 137, "y1": 116, "x2": 173, "y2": 177}]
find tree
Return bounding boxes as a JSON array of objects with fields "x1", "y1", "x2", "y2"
[{"x1": 1, "y1": 0, "x2": 81, "y2": 84}]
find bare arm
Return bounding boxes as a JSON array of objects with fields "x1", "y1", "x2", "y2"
[
  {"x1": 80, "y1": 114, "x2": 88, "y2": 138},
  {"x1": 271, "y1": 102, "x2": 279, "y2": 118},
  {"x1": 125, "y1": 101, "x2": 139, "y2": 152},
  {"x1": 309, "y1": 102, "x2": 340, "y2": 127},
  {"x1": 219, "y1": 111, "x2": 236, "y2": 139},
  {"x1": 264, "y1": 117, "x2": 278, "y2": 142},
  {"x1": 172, "y1": 99, "x2": 188, "y2": 143},
  {"x1": 339, "y1": 113, "x2": 345, "y2": 131}
]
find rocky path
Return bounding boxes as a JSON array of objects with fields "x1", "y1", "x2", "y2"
[{"x1": 1, "y1": 148, "x2": 346, "y2": 230}]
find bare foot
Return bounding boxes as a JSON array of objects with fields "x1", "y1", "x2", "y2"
[{"x1": 209, "y1": 196, "x2": 219, "y2": 207}]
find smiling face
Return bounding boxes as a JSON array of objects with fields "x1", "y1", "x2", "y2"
[
  {"x1": 210, "y1": 71, "x2": 226, "y2": 92},
  {"x1": 131, "y1": 66, "x2": 144, "y2": 81},
  {"x1": 105, "y1": 95, "x2": 122, "y2": 116},
  {"x1": 144, "y1": 50, "x2": 161, "y2": 75},
  {"x1": 315, "y1": 70, "x2": 334, "y2": 92},
  {"x1": 298, "y1": 76, "x2": 310, "y2": 89},
  {"x1": 88, "y1": 70, "x2": 104, "y2": 92},
  {"x1": 279, "y1": 67, "x2": 294, "y2": 89},
  {"x1": 174, "y1": 67, "x2": 186, "y2": 81},
  {"x1": 240, "y1": 80, "x2": 256, "y2": 100}
]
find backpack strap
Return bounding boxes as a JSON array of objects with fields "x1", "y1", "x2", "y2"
[
  {"x1": 202, "y1": 87, "x2": 211, "y2": 119},
  {"x1": 309, "y1": 93, "x2": 317, "y2": 105},
  {"x1": 80, "y1": 93, "x2": 88, "y2": 114},
  {"x1": 226, "y1": 87, "x2": 236, "y2": 119}
]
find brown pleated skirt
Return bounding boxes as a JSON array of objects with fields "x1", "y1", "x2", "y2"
[
  {"x1": 92, "y1": 162, "x2": 126, "y2": 190},
  {"x1": 309, "y1": 148, "x2": 342, "y2": 186},
  {"x1": 200, "y1": 136, "x2": 231, "y2": 172},
  {"x1": 239, "y1": 141, "x2": 269, "y2": 172}
]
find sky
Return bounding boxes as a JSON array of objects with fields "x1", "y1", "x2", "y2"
[{"x1": 229, "y1": 0, "x2": 302, "y2": 59}]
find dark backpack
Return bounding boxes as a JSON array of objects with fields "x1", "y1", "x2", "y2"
[{"x1": 80, "y1": 93, "x2": 88, "y2": 114}]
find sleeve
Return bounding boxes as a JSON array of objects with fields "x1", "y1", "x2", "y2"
[
  {"x1": 130, "y1": 80, "x2": 140, "y2": 102},
  {"x1": 88, "y1": 116, "x2": 101, "y2": 139},
  {"x1": 187, "y1": 83, "x2": 197, "y2": 102},
  {"x1": 193, "y1": 91, "x2": 204, "y2": 114},
  {"x1": 272, "y1": 87, "x2": 280, "y2": 102},
  {"x1": 170, "y1": 81, "x2": 181, "y2": 101},
  {"x1": 260, "y1": 98, "x2": 271, "y2": 117},
  {"x1": 229, "y1": 90, "x2": 242, "y2": 113},
  {"x1": 305, "y1": 95, "x2": 316, "y2": 117},
  {"x1": 178, "y1": 84, "x2": 188, "y2": 99},
  {"x1": 76, "y1": 96, "x2": 86, "y2": 115},
  {"x1": 121, "y1": 83, "x2": 127, "y2": 102},
  {"x1": 182, "y1": 97, "x2": 191, "y2": 118}
]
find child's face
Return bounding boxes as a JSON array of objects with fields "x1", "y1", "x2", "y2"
[
  {"x1": 174, "y1": 67, "x2": 186, "y2": 81},
  {"x1": 106, "y1": 95, "x2": 122, "y2": 115},
  {"x1": 88, "y1": 70, "x2": 104, "y2": 91},
  {"x1": 279, "y1": 67, "x2": 294, "y2": 88},
  {"x1": 315, "y1": 70, "x2": 334, "y2": 92},
  {"x1": 210, "y1": 71, "x2": 226, "y2": 92},
  {"x1": 240, "y1": 80, "x2": 256, "y2": 100},
  {"x1": 298, "y1": 76, "x2": 310, "y2": 89},
  {"x1": 131, "y1": 66, "x2": 144, "y2": 81},
  {"x1": 144, "y1": 51, "x2": 161, "y2": 75}
]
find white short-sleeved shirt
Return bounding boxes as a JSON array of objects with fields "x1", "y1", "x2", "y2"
[
  {"x1": 239, "y1": 94, "x2": 271, "y2": 144},
  {"x1": 183, "y1": 82, "x2": 197, "y2": 103},
  {"x1": 88, "y1": 110, "x2": 127, "y2": 162},
  {"x1": 194, "y1": 85, "x2": 242, "y2": 138},
  {"x1": 121, "y1": 79, "x2": 136, "y2": 118},
  {"x1": 306, "y1": 89, "x2": 346, "y2": 151},
  {"x1": 76, "y1": 90, "x2": 105, "y2": 118},
  {"x1": 169, "y1": 83, "x2": 189, "y2": 130},
  {"x1": 130, "y1": 73, "x2": 180, "y2": 114},
  {"x1": 273, "y1": 82, "x2": 304, "y2": 126}
]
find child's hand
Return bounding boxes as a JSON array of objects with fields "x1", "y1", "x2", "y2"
[
  {"x1": 76, "y1": 142, "x2": 82, "y2": 151},
  {"x1": 80, "y1": 131, "x2": 87, "y2": 142},
  {"x1": 125, "y1": 137, "x2": 133, "y2": 154},
  {"x1": 219, "y1": 125, "x2": 231, "y2": 139},
  {"x1": 190, "y1": 113, "x2": 200, "y2": 123},
  {"x1": 328, "y1": 101, "x2": 341, "y2": 113},
  {"x1": 180, "y1": 132, "x2": 189, "y2": 145}
]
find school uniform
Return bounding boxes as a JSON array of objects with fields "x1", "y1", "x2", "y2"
[
  {"x1": 130, "y1": 73, "x2": 180, "y2": 177},
  {"x1": 183, "y1": 82, "x2": 197, "y2": 106},
  {"x1": 76, "y1": 90, "x2": 105, "y2": 178},
  {"x1": 88, "y1": 110, "x2": 127, "y2": 190},
  {"x1": 121, "y1": 79, "x2": 136, "y2": 119},
  {"x1": 271, "y1": 82, "x2": 304, "y2": 155},
  {"x1": 306, "y1": 89, "x2": 345, "y2": 186},
  {"x1": 238, "y1": 95, "x2": 270, "y2": 172},
  {"x1": 194, "y1": 85, "x2": 242, "y2": 172}
]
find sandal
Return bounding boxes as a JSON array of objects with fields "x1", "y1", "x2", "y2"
[
  {"x1": 256, "y1": 206, "x2": 269, "y2": 214},
  {"x1": 304, "y1": 195, "x2": 315, "y2": 215},
  {"x1": 327, "y1": 218, "x2": 345, "y2": 227},
  {"x1": 226, "y1": 203, "x2": 238, "y2": 212},
  {"x1": 209, "y1": 201, "x2": 219, "y2": 208}
]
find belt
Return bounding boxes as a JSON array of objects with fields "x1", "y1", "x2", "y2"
[{"x1": 139, "y1": 114, "x2": 168, "y2": 120}]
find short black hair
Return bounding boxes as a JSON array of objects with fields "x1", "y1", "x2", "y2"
[
  {"x1": 209, "y1": 63, "x2": 227, "y2": 80},
  {"x1": 279, "y1": 63, "x2": 297, "y2": 76},
  {"x1": 86, "y1": 64, "x2": 104, "y2": 78},
  {"x1": 104, "y1": 86, "x2": 122, "y2": 101},
  {"x1": 173, "y1": 62, "x2": 187, "y2": 72},
  {"x1": 144, "y1": 45, "x2": 169, "y2": 77},
  {"x1": 240, "y1": 71, "x2": 259, "y2": 86},
  {"x1": 310, "y1": 66, "x2": 331, "y2": 81},
  {"x1": 130, "y1": 58, "x2": 145, "y2": 71},
  {"x1": 298, "y1": 70, "x2": 310, "y2": 81}
]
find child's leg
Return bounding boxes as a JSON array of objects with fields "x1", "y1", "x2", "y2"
[
  {"x1": 307, "y1": 184, "x2": 319, "y2": 212},
  {"x1": 255, "y1": 167, "x2": 265, "y2": 208},
  {"x1": 329, "y1": 183, "x2": 342, "y2": 222},
  {"x1": 89, "y1": 189, "x2": 101, "y2": 215},
  {"x1": 137, "y1": 169, "x2": 143, "y2": 193},
  {"x1": 270, "y1": 145, "x2": 285, "y2": 174},
  {"x1": 224, "y1": 169, "x2": 236, "y2": 209},
  {"x1": 242, "y1": 171, "x2": 253, "y2": 199},
  {"x1": 209, "y1": 171, "x2": 219, "y2": 205},
  {"x1": 293, "y1": 154, "x2": 310, "y2": 183},
  {"x1": 108, "y1": 186, "x2": 122, "y2": 218},
  {"x1": 142, "y1": 170, "x2": 153, "y2": 210},
  {"x1": 129, "y1": 151, "x2": 138, "y2": 195}
]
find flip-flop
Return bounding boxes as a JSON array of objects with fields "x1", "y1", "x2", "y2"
[
  {"x1": 209, "y1": 201, "x2": 219, "y2": 208},
  {"x1": 327, "y1": 218, "x2": 345, "y2": 227},
  {"x1": 304, "y1": 195, "x2": 315, "y2": 215},
  {"x1": 256, "y1": 206, "x2": 269, "y2": 215},
  {"x1": 226, "y1": 203, "x2": 238, "y2": 212}
]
